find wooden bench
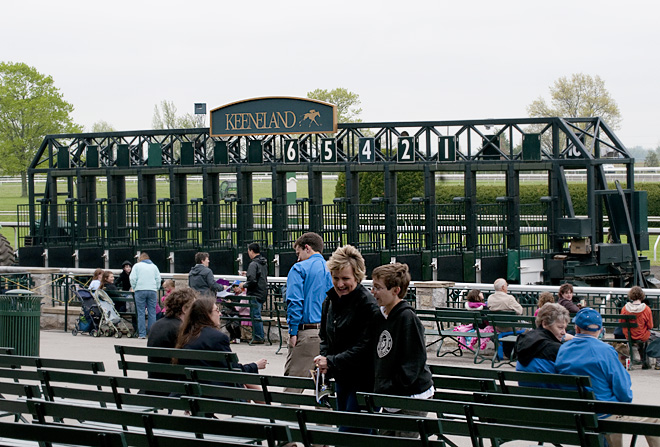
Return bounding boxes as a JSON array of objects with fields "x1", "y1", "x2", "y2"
[
  {"x1": 27, "y1": 399, "x2": 294, "y2": 447},
  {"x1": 274, "y1": 301, "x2": 288, "y2": 354},
  {"x1": 487, "y1": 313, "x2": 536, "y2": 368},
  {"x1": 0, "y1": 380, "x2": 41, "y2": 422},
  {"x1": 102, "y1": 289, "x2": 138, "y2": 335},
  {"x1": 11, "y1": 370, "x2": 444, "y2": 447},
  {"x1": 357, "y1": 391, "x2": 603, "y2": 447},
  {"x1": 36, "y1": 369, "x2": 203, "y2": 412},
  {"x1": 416, "y1": 308, "x2": 495, "y2": 363},
  {"x1": 600, "y1": 314, "x2": 643, "y2": 366},
  {"x1": 472, "y1": 390, "x2": 660, "y2": 447},
  {"x1": 0, "y1": 353, "x2": 105, "y2": 374},
  {"x1": 0, "y1": 419, "x2": 129, "y2": 447},
  {"x1": 219, "y1": 299, "x2": 275, "y2": 345},
  {"x1": 429, "y1": 364, "x2": 593, "y2": 398},
  {"x1": 184, "y1": 395, "x2": 446, "y2": 447},
  {"x1": 114, "y1": 345, "x2": 240, "y2": 379},
  {"x1": 185, "y1": 367, "x2": 336, "y2": 407}
]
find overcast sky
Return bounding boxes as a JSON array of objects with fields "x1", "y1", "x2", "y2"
[{"x1": 2, "y1": 0, "x2": 659, "y2": 149}]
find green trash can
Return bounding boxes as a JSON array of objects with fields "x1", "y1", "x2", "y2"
[{"x1": 0, "y1": 289, "x2": 41, "y2": 356}]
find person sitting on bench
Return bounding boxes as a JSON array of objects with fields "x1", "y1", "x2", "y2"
[
  {"x1": 621, "y1": 286, "x2": 656, "y2": 369},
  {"x1": 488, "y1": 278, "x2": 523, "y2": 359},
  {"x1": 515, "y1": 303, "x2": 573, "y2": 387},
  {"x1": 556, "y1": 307, "x2": 660, "y2": 447},
  {"x1": 175, "y1": 297, "x2": 266, "y2": 373}
]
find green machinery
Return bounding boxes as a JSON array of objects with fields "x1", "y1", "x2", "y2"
[{"x1": 17, "y1": 104, "x2": 650, "y2": 287}]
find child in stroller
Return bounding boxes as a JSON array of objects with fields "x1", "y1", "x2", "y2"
[
  {"x1": 71, "y1": 285, "x2": 133, "y2": 338},
  {"x1": 71, "y1": 287, "x2": 102, "y2": 337}
]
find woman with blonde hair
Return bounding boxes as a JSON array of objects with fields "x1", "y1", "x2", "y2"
[
  {"x1": 515, "y1": 303, "x2": 573, "y2": 384},
  {"x1": 315, "y1": 245, "x2": 382, "y2": 431},
  {"x1": 534, "y1": 291, "x2": 555, "y2": 316}
]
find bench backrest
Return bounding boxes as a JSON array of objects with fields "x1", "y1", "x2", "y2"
[
  {"x1": 0, "y1": 419, "x2": 128, "y2": 447},
  {"x1": 28, "y1": 399, "x2": 293, "y2": 447},
  {"x1": 488, "y1": 313, "x2": 536, "y2": 332},
  {"x1": 358, "y1": 392, "x2": 602, "y2": 447},
  {"x1": 429, "y1": 364, "x2": 593, "y2": 393},
  {"x1": 185, "y1": 396, "x2": 445, "y2": 447},
  {"x1": 0, "y1": 353, "x2": 105, "y2": 373},
  {"x1": 114, "y1": 344, "x2": 240, "y2": 377}
]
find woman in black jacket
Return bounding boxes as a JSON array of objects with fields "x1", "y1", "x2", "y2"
[{"x1": 315, "y1": 245, "x2": 382, "y2": 431}]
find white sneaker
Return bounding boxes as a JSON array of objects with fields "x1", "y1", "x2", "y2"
[{"x1": 235, "y1": 339, "x2": 240, "y2": 344}]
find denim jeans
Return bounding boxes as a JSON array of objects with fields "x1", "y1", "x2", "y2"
[
  {"x1": 335, "y1": 380, "x2": 374, "y2": 434},
  {"x1": 134, "y1": 290, "x2": 157, "y2": 337},
  {"x1": 250, "y1": 298, "x2": 264, "y2": 341}
]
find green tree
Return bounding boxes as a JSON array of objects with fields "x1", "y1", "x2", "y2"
[
  {"x1": 645, "y1": 149, "x2": 660, "y2": 167},
  {"x1": 0, "y1": 62, "x2": 81, "y2": 196},
  {"x1": 152, "y1": 100, "x2": 204, "y2": 129},
  {"x1": 527, "y1": 73, "x2": 622, "y2": 129},
  {"x1": 307, "y1": 88, "x2": 362, "y2": 123},
  {"x1": 89, "y1": 120, "x2": 116, "y2": 133}
]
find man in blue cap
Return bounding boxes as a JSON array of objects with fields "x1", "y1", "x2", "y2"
[{"x1": 556, "y1": 307, "x2": 660, "y2": 447}]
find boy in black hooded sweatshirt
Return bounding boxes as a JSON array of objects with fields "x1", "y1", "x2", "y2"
[{"x1": 371, "y1": 263, "x2": 433, "y2": 438}]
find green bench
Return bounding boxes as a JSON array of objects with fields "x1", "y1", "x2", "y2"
[
  {"x1": 114, "y1": 345, "x2": 240, "y2": 379},
  {"x1": 102, "y1": 289, "x2": 138, "y2": 335},
  {"x1": 472, "y1": 391, "x2": 660, "y2": 447},
  {"x1": 274, "y1": 301, "x2": 289, "y2": 354},
  {"x1": 185, "y1": 367, "x2": 336, "y2": 407},
  {"x1": 184, "y1": 395, "x2": 446, "y2": 447},
  {"x1": 357, "y1": 391, "x2": 602, "y2": 447},
  {"x1": 28, "y1": 399, "x2": 294, "y2": 447},
  {"x1": 416, "y1": 308, "x2": 495, "y2": 363},
  {"x1": 487, "y1": 313, "x2": 536, "y2": 368},
  {"x1": 600, "y1": 314, "x2": 642, "y2": 366},
  {"x1": 0, "y1": 419, "x2": 128, "y2": 447},
  {"x1": 219, "y1": 299, "x2": 275, "y2": 345},
  {"x1": 429, "y1": 364, "x2": 593, "y2": 398},
  {"x1": 0, "y1": 353, "x2": 105, "y2": 374}
]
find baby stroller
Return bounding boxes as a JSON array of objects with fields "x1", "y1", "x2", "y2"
[
  {"x1": 70, "y1": 287, "x2": 102, "y2": 337},
  {"x1": 93, "y1": 289, "x2": 134, "y2": 338}
]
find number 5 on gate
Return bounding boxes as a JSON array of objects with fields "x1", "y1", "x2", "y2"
[{"x1": 321, "y1": 138, "x2": 336, "y2": 163}]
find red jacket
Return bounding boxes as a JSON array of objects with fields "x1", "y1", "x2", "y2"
[{"x1": 621, "y1": 302, "x2": 653, "y2": 342}]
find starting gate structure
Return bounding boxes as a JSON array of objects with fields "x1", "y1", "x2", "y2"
[{"x1": 16, "y1": 97, "x2": 651, "y2": 287}]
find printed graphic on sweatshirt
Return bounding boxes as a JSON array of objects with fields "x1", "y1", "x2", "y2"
[{"x1": 377, "y1": 330, "x2": 393, "y2": 358}]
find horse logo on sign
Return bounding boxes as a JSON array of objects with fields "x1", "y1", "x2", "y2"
[{"x1": 300, "y1": 109, "x2": 321, "y2": 127}]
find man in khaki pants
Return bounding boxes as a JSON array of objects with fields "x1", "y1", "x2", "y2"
[{"x1": 283, "y1": 233, "x2": 333, "y2": 392}]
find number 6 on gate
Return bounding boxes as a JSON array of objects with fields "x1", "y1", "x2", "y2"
[{"x1": 284, "y1": 139, "x2": 299, "y2": 163}]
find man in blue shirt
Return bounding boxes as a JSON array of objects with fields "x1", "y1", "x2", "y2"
[
  {"x1": 283, "y1": 232, "x2": 333, "y2": 393},
  {"x1": 556, "y1": 307, "x2": 660, "y2": 447}
]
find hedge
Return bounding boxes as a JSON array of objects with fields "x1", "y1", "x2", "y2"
[{"x1": 435, "y1": 182, "x2": 660, "y2": 222}]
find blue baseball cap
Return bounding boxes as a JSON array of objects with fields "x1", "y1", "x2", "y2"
[{"x1": 573, "y1": 307, "x2": 602, "y2": 331}]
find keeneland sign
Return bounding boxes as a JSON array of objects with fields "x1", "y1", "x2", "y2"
[{"x1": 210, "y1": 96, "x2": 337, "y2": 137}]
